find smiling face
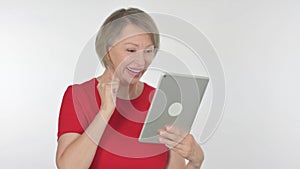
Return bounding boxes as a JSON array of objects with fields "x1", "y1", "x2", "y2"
[{"x1": 107, "y1": 24, "x2": 155, "y2": 85}]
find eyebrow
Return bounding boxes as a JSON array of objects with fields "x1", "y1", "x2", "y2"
[{"x1": 123, "y1": 42, "x2": 154, "y2": 48}]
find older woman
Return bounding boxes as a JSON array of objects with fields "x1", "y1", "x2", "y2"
[{"x1": 56, "y1": 8, "x2": 204, "y2": 169}]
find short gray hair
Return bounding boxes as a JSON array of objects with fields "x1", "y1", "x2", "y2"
[{"x1": 95, "y1": 8, "x2": 160, "y2": 68}]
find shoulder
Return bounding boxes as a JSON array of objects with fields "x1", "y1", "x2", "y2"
[
  {"x1": 72, "y1": 78, "x2": 97, "y2": 90},
  {"x1": 66, "y1": 78, "x2": 97, "y2": 92},
  {"x1": 63, "y1": 78, "x2": 97, "y2": 99}
]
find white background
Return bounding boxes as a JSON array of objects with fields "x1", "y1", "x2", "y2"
[{"x1": 0, "y1": 0, "x2": 299, "y2": 168}]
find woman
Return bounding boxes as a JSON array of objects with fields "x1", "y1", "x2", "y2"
[{"x1": 56, "y1": 8, "x2": 204, "y2": 169}]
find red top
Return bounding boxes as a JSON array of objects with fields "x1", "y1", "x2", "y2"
[{"x1": 58, "y1": 78, "x2": 169, "y2": 169}]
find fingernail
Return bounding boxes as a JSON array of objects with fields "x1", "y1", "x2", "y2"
[
  {"x1": 158, "y1": 137, "x2": 163, "y2": 143},
  {"x1": 166, "y1": 126, "x2": 171, "y2": 130}
]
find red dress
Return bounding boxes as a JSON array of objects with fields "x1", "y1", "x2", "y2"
[{"x1": 58, "y1": 78, "x2": 169, "y2": 169}]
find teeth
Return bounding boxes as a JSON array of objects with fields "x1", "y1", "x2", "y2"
[{"x1": 127, "y1": 67, "x2": 142, "y2": 73}]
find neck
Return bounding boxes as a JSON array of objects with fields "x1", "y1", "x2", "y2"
[
  {"x1": 117, "y1": 82, "x2": 142, "y2": 100},
  {"x1": 99, "y1": 69, "x2": 143, "y2": 100}
]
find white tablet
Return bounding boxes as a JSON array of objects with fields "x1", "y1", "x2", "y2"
[{"x1": 139, "y1": 73, "x2": 209, "y2": 144}]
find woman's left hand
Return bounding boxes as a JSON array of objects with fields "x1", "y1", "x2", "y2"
[{"x1": 159, "y1": 126, "x2": 204, "y2": 169}]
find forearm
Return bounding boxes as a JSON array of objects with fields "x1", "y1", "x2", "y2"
[{"x1": 57, "y1": 110, "x2": 112, "y2": 169}]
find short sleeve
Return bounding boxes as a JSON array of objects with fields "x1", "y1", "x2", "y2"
[{"x1": 57, "y1": 86, "x2": 84, "y2": 139}]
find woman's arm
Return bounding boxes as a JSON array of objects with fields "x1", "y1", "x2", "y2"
[
  {"x1": 56, "y1": 77, "x2": 119, "y2": 169},
  {"x1": 160, "y1": 126, "x2": 204, "y2": 169},
  {"x1": 56, "y1": 109, "x2": 113, "y2": 169}
]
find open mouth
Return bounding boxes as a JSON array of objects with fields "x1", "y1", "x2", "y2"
[{"x1": 127, "y1": 67, "x2": 144, "y2": 77}]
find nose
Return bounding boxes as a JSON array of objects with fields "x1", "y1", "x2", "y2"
[{"x1": 134, "y1": 50, "x2": 146, "y2": 67}]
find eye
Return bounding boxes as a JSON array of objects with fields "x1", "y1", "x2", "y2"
[
  {"x1": 127, "y1": 49, "x2": 136, "y2": 53},
  {"x1": 144, "y1": 49, "x2": 154, "y2": 53}
]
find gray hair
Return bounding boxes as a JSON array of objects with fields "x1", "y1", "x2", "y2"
[{"x1": 95, "y1": 8, "x2": 160, "y2": 68}]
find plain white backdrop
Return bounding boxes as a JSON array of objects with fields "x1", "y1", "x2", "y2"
[{"x1": 0, "y1": 0, "x2": 299, "y2": 168}]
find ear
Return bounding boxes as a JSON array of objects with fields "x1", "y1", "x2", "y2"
[
  {"x1": 106, "y1": 46, "x2": 112, "y2": 60},
  {"x1": 105, "y1": 46, "x2": 114, "y2": 69},
  {"x1": 106, "y1": 52, "x2": 112, "y2": 63}
]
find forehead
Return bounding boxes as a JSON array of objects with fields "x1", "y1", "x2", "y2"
[{"x1": 115, "y1": 24, "x2": 153, "y2": 45}]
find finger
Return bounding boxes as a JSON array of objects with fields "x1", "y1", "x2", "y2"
[
  {"x1": 101, "y1": 83, "x2": 111, "y2": 91},
  {"x1": 109, "y1": 82, "x2": 119, "y2": 92},
  {"x1": 159, "y1": 130, "x2": 183, "y2": 143},
  {"x1": 107, "y1": 69, "x2": 120, "y2": 82},
  {"x1": 97, "y1": 82, "x2": 104, "y2": 90},
  {"x1": 101, "y1": 82, "x2": 119, "y2": 91},
  {"x1": 172, "y1": 146, "x2": 193, "y2": 159},
  {"x1": 165, "y1": 126, "x2": 187, "y2": 138},
  {"x1": 98, "y1": 83, "x2": 114, "y2": 99},
  {"x1": 177, "y1": 142, "x2": 190, "y2": 150},
  {"x1": 97, "y1": 82, "x2": 108, "y2": 91},
  {"x1": 159, "y1": 137, "x2": 180, "y2": 148},
  {"x1": 103, "y1": 83, "x2": 117, "y2": 96},
  {"x1": 171, "y1": 145, "x2": 185, "y2": 154},
  {"x1": 109, "y1": 83, "x2": 119, "y2": 102}
]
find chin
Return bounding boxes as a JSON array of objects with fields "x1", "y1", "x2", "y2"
[
  {"x1": 121, "y1": 71, "x2": 144, "y2": 86},
  {"x1": 124, "y1": 76, "x2": 142, "y2": 86}
]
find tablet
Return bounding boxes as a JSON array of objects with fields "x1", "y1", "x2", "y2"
[{"x1": 139, "y1": 73, "x2": 209, "y2": 144}]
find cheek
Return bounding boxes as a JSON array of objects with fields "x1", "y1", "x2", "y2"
[
  {"x1": 144, "y1": 56, "x2": 155, "y2": 66},
  {"x1": 110, "y1": 51, "x2": 131, "y2": 67},
  {"x1": 119, "y1": 55, "x2": 134, "y2": 67}
]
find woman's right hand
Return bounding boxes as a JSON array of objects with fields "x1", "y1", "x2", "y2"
[{"x1": 97, "y1": 75, "x2": 120, "y2": 120}]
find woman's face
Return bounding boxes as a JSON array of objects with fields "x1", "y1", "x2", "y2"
[{"x1": 107, "y1": 24, "x2": 155, "y2": 85}]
